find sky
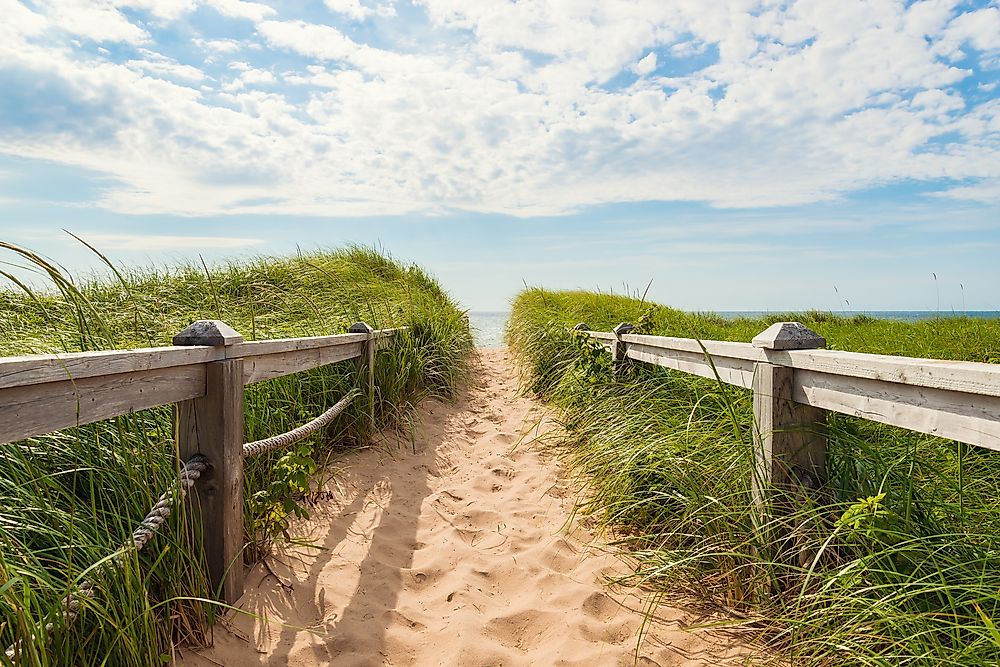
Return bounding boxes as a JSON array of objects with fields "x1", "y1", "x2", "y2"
[{"x1": 0, "y1": 0, "x2": 998, "y2": 313}]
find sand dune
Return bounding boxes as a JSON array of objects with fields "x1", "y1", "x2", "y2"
[{"x1": 176, "y1": 349, "x2": 755, "y2": 666}]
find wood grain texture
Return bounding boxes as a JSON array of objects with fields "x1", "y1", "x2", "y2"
[
  {"x1": 625, "y1": 342, "x2": 756, "y2": 389},
  {"x1": 752, "y1": 363, "x2": 826, "y2": 506},
  {"x1": 610, "y1": 331, "x2": 1000, "y2": 398},
  {"x1": 610, "y1": 338, "x2": 622, "y2": 369},
  {"x1": 0, "y1": 365, "x2": 207, "y2": 444},
  {"x1": 0, "y1": 329, "x2": 401, "y2": 392},
  {"x1": 227, "y1": 333, "x2": 368, "y2": 359},
  {"x1": 793, "y1": 369, "x2": 1000, "y2": 451},
  {"x1": 176, "y1": 359, "x2": 245, "y2": 604},
  {"x1": 621, "y1": 333, "x2": 762, "y2": 361},
  {"x1": 772, "y1": 348, "x2": 1000, "y2": 398},
  {"x1": 366, "y1": 332, "x2": 376, "y2": 426},
  {"x1": 0, "y1": 346, "x2": 221, "y2": 390},
  {"x1": 241, "y1": 342, "x2": 363, "y2": 384}
]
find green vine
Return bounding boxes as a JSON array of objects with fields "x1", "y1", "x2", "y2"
[{"x1": 570, "y1": 328, "x2": 611, "y2": 384}]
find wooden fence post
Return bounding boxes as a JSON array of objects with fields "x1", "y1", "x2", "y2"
[
  {"x1": 349, "y1": 322, "x2": 376, "y2": 428},
  {"x1": 611, "y1": 322, "x2": 635, "y2": 375},
  {"x1": 173, "y1": 320, "x2": 246, "y2": 605},
  {"x1": 750, "y1": 322, "x2": 827, "y2": 513}
]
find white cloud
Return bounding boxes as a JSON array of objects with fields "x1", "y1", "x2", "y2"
[
  {"x1": 118, "y1": 0, "x2": 197, "y2": 21},
  {"x1": 42, "y1": 0, "x2": 149, "y2": 44},
  {"x1": 194, "y1": 37, "x2": 242, "y2": 55},
  {"x1": 669, "y1": 39, "x2": 707, "y2": 58},
  {"x1": 127, "y1": 49, "x2": 206, "y2": 81},
  {"x1": 240, "y1": 67, "x2": 274, "y2": 85},
  {"x1": 0, "y1": 0, "x2": 997, "y2": 218},
  {"x1": 257, "y1": 18, "x2": 441, "y2": 75},
  {"x1": 204, "y1": 0, "x2": 276, "y2": 22},
  {"x1": 71, "y1": 233, "x2": 266, "y2": 250},
  {"x1": 938, "y1": 180, "x2": 1000, "y2": 204},
  {"x1": 223, "y1": 64, "x2": 275, "y2": 90},
  {"x1": 325, "y1": 0, "x2": 372, "y2": 21},
  {"x1": 942, "y1": 6, "x2": 1000, "y2": 54},
  {"x1": 634, "y1": 51, "x2": 656, "y2": 75},
  {"x1": 1, "y1": 0, "x2": 48, "y2": 41}
]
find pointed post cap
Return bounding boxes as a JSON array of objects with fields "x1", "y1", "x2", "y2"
[
  {"x1": 613, "y1": 322, "x2": 635, "y2": 337},
  {"x1": 173, "y1": 320, "x2": 244, "y2": 346},
  {"x1": 752, "y1": 322, "x2": 825, "y2": 350},
  {"x1": 572, "y1": 323, "x2": 590, "y2": 331},
  {"x1": 349, "y1": 321, "x2": 374, "y2": 334}
]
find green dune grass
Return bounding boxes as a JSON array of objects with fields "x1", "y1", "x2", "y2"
[
  {"x1": 508, "y1": 287, "x2": 1000, "y2": 666},
  {"x1": 0, "y1": 244, "x2": 473, "y2": 666}
]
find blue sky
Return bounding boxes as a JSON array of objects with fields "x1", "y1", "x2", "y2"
[{"x1": 1, "y1": 0, "x2": 998, "y2": 312}]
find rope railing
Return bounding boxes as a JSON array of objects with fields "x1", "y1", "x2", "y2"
[
  {"x1": 4, "y1": 455, "x2": 209, "y2": 663},
  {"x1": 1, "y1": 317, "x2": 399, "y2": 663},
  {"x1": 242, "y1": 389, "x2": 361, "y2": 458},
  {"x1": 4, "y1": 389, "x2": 360, "y2": 664}
]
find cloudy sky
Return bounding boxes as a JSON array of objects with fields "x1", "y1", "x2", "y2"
[{"x1": 1, "y1": 0, "x2": 998, "y2": 312}]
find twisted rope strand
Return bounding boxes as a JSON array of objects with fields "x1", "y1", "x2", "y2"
[
  {"x1": 5, "y1": 389, "x2": 360, "y2": 662},
  {"x1": 242, "y1": 389, "x2": 360, "y2": 458},
  {"x1": 3, "y1": 456, "x2": 208, "y2": 663}
]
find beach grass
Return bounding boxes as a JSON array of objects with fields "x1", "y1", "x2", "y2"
[
  {"x1": 507, "y1": 287, "x2": 1000, "y2": 666},
  {"x1": 0, "y1": 244, "x2": 473, "y2": 666}
]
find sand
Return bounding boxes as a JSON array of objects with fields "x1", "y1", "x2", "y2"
[{"x1": 176, "y1": 348, "x2": 755, "y2": 666}]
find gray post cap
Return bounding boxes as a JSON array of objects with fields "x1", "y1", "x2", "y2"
[
  {"x1": 752, "y1": 322, "x2": 825, "y2": 350},
  {"x1": 613, "y1": 322, "x2": 635, "y2": 337},
  {"x1": 572, "y1": 323, "x2": 590, "y2": 331},
  {"x1": 349, "y1": 321, "x2": 375, "y2": 334},
  {"x1": 173, "y1": 320, "x2": 244, "y2": 346}
]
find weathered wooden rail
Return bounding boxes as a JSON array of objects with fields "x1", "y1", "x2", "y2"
[
  {"x1": 578, "y1": 321, "x2": 1000, "y2": 514},
  {"x1": 0, "y1": 320, "x2": 401, "y2": 604}
]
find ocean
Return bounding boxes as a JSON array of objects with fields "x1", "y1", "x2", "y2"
[
  {"x1": 467, "y1": 311, "x2": 1000, "y2": 348},
  {"x1": 468, "y1": 312, "x2": 509, "y2": 348},
  {"x1": 716, "y1": 311, "x2": 1000, "y2": 321}
]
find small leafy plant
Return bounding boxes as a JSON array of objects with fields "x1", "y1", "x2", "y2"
[
  {"x1": 507, "y1": 287, "x2": 1000, "y2": 665},
  {"x1": 248, "y1": 443, "x2": 318, "y2": 552},
  {"x1": 570, "y1": 328, "x2": 611, "y2": 384},
  {"x1": 835, "y1": 492, "x2": 890, "y2": 541}
]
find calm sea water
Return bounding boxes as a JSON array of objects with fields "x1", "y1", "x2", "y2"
[
  {"x1": 467, "y1": 311, "x2": 1000, "y2": 348},
  {"x1": 717, "y1": 311, "x2": 1000, "y2": 321},
  {"x1": 468, "y1": 312, "x2": 509, "y2": 347}
]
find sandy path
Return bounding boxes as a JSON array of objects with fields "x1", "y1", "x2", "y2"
[{"x1": 177, "y1": 349, "x2": 754, "y2": 666}]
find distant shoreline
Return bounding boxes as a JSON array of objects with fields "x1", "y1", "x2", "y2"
[
  {"x1": 714, "y1": 310, "x2": 1000, "y2": 320},
  {"x1": 467, "y1": 310, "x2": 1000, "y2": 348},
  {"x1": 469, "y1": 310, "x2": 1000, "y2": 319}
]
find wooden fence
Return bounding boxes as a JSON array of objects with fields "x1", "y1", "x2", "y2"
[
  {"x1": 0, "y1": 320, "x2": 401, "y2": 604},
  {"x1": 578, "y1": 321, "x2": 1000, "y2": 516}
]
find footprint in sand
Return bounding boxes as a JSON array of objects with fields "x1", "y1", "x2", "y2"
[
  {"x1": 581, "y1": 591, "x2": 620, "y2": 622},
  {"x1": 484, "y1": 609, "x2": 562, "y2": 650},
  {"x1": 539, "y1": 537, "x2": 581, "y2": 572},
  {"x1": 491, "y1": 432, "x2": 514, "y2": 446},
  {"x1": 406, "y1": 569, "x2": 440, "y2": 588},
  {"x1": 178, "y1": 348, "x2": 756, "y2": 667}
]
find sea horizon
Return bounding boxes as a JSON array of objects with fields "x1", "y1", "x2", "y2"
[{"x1": 468, "y1": 310, "x2": 1000, "y2": 348}]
